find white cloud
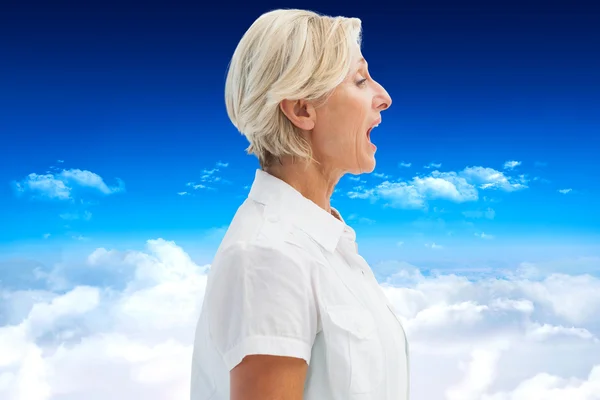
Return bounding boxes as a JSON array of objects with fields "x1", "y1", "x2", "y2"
[
  {"x1": 413, "y1": 176, "x2": 476, "y2": 202},
  {"x1": 426, "y1": 171, "x2": 479, "y2": 201},
  {"x1": 373, "y1": 181, "x2": 426, "y2": 208},
  {"x1": 0, "y1": 239, "x2": 208, "y2": 400},
  {"x1": 2, "y1": 243, "x2": 599, "y2": 399},
  {"x1": 532, "y1": 177, "x2": 551, "y2": 184},
  {"x1": 426, "y1": 242, "x2": 444, "y2": 250},
  {"x1": 381, "y1": 263, "x2": 600, "y2": 400},
  {"x1": 503, "y1": 161, "x2": 522, "y2": 170},
  {"x1": 186, "y1": 183, "x2": 207, "y2": 190},
  {"x1": 558, "y1": 188, "x2": 573, "y2": 194},
  {"x1": 14, "y1": 173, "x2": 71, "y2": 200},
  {"x1": 446, "y1": 344, "x2": 507, "y2": 400},
  {"x1": 475, "y1": 232, "x2": 495, "y2": 240},
  {"x1": 177, "y1": 192, "x2": 189, "y2": 196},
  {"x1": 399, "y1": 162, "x2": 412, "y2": 168},
  {"x1": 350, "y1": 171, "x2": 478, "y2": 209},
  {"x1": 59, "y1": 211, "x2": 92, "y2": 221},
  {"x1": 346, "y1": 213, "x2": 373, "y2": 224},
  {"x1": 348, "y1": 165, "x2": 528, "y2": 209},
  {"x1": 460, "y1": 166, "x2": 527, "y2": 192},
  {"x1": 14, "y1": 169, "x2": 124, "y2": 201},
  {"x1": 424, "y1": 162, "x2": 442, "y2": 169},
  {"x1": 373, "y1": 172, "x2": 391, "y2": 179},
  {"x1": 347, "y1": 185, "x2": 376, "y2": 200},
  {"x1": 201, "y1": 168, "x2": 218, "y2": 176},
  {"x1": 526, "y1": 323, "x2": 594, "y2": 341},
  {"x1": 481, "y1": 366, "x2": 600, "y2": 399},
  {"x1": 463, "y1": 208, "x2": 496, "y2": 220},
  {"x1": 59, "y1": 169, "x2": 124, "y2": 195},
  {"x1": 517, "y1": 257, "x2": 600, "y2": 277},
  {"x1": 185, "y1": 162, "x2": 230, "y2": 190},
  {"x1": 71, "y1": 235, "x2": 90, "y2": 242}
]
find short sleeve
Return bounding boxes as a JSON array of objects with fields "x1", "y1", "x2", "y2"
[{"x1": 205, "y1": 241, "x2": 318, "y2": 371}]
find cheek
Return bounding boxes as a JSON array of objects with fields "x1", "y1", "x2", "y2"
[
  {"x1": 332, "y1": 115, "x2": 365, "y2": 154},
  {"x1": 313, "y1": 97, "x2": 367, "y2": 159},
  {"x1": 312, "y1": 127, "x2": 354, "y2": 162}
]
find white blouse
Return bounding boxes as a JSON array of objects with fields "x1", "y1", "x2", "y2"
[{"x1": 191, "y1": 169, "x2": 409, "y2": 400}]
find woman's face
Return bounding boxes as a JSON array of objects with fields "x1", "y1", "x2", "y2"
[{"x1": 310, "y1": 43, "x2": 392, "y2": 176}]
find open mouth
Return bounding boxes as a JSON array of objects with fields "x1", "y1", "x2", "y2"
[{"x1": 366, "y1": 122, "x2": 379, "y2": 141}]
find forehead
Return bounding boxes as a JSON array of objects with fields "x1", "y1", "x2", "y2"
[
  {"x1": 346, "y1": 55, "x2": 368, "y2": 79},
  {"x1": 351, "y1": 42, "x2": 366, "y2": 64}
]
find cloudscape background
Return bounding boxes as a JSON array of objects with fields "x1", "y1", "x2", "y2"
[{"x1": 1, "y1": 1, "x2": 599, "y2": 399}]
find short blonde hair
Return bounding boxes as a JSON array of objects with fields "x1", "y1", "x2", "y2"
[{"x1": 224, "y1": 9, "x2": 362, "y2": 168}]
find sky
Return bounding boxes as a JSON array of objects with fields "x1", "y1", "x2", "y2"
[{"x1": 1, "y1": 1, "x2": 599, "y2": 399}]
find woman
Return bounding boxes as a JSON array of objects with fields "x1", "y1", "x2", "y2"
[{"x1": 191, "y1": 8, "x2": 409, "y2": 400}]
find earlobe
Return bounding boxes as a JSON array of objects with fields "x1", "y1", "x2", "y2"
[{"x1": 280, "y1": 99, "x2": 315, "y2": 131}]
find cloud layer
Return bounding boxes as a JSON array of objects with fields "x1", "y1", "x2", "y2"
[
  {"x1": 1, "y1": 241, "x2": 599, "y2": 399},
  {"x1": 382, "y1": 262, "x2": 600, "y2": 399}
]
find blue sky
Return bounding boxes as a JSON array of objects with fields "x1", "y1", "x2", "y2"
[
  {"x1": 1, "y1": 3, "x2": 600, "y2": 400},
  {"x1": 1, "y1": 1, "x2": 599, "y2": 271}
]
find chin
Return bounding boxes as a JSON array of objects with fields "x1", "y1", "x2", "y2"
[
  {"x1": 349, "y1": 156, "x2": 376, "y2": 174},
  {"x1": 362, "y1": 150, "x2": 377, "y2": 172},
  {"x1": 363, "y1": 160, "x2": 376, "y2": 173}
]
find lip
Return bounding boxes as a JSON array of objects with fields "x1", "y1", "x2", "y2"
[{"x1": 370, "y1": 117, "x2": 382, "y2": 129}]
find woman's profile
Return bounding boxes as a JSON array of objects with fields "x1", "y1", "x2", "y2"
[{"x1": 191, "y1": 8, "x2": 409, "y2": 400}]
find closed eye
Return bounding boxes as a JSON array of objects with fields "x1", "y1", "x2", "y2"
[{"x1": 357, "y1": 78, "x2": 368, "y2": 87}]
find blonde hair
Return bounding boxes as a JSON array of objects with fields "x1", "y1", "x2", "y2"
[{"x1": 224, "y1": 9, "x2": 362, "y2": 168}]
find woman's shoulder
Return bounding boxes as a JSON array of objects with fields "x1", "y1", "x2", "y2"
[
  {"x1": 212, "y1": 236, "x2": 320, "y2": 274},
  {"x1": 215, "y1": 200, "x2": 329, "y2": 269}
]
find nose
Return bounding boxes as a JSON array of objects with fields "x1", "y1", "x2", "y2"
[{"x1": 373, "y1": 81, "x2": 392, "y2": 111}]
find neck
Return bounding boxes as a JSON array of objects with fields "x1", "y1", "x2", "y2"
[{"x1": 264, "y1": 157, "x2": 342, "y2": 214}]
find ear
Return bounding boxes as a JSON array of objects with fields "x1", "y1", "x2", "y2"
[{"x1": 279, "y1": 99, "x2": 316, "y2": 131}]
